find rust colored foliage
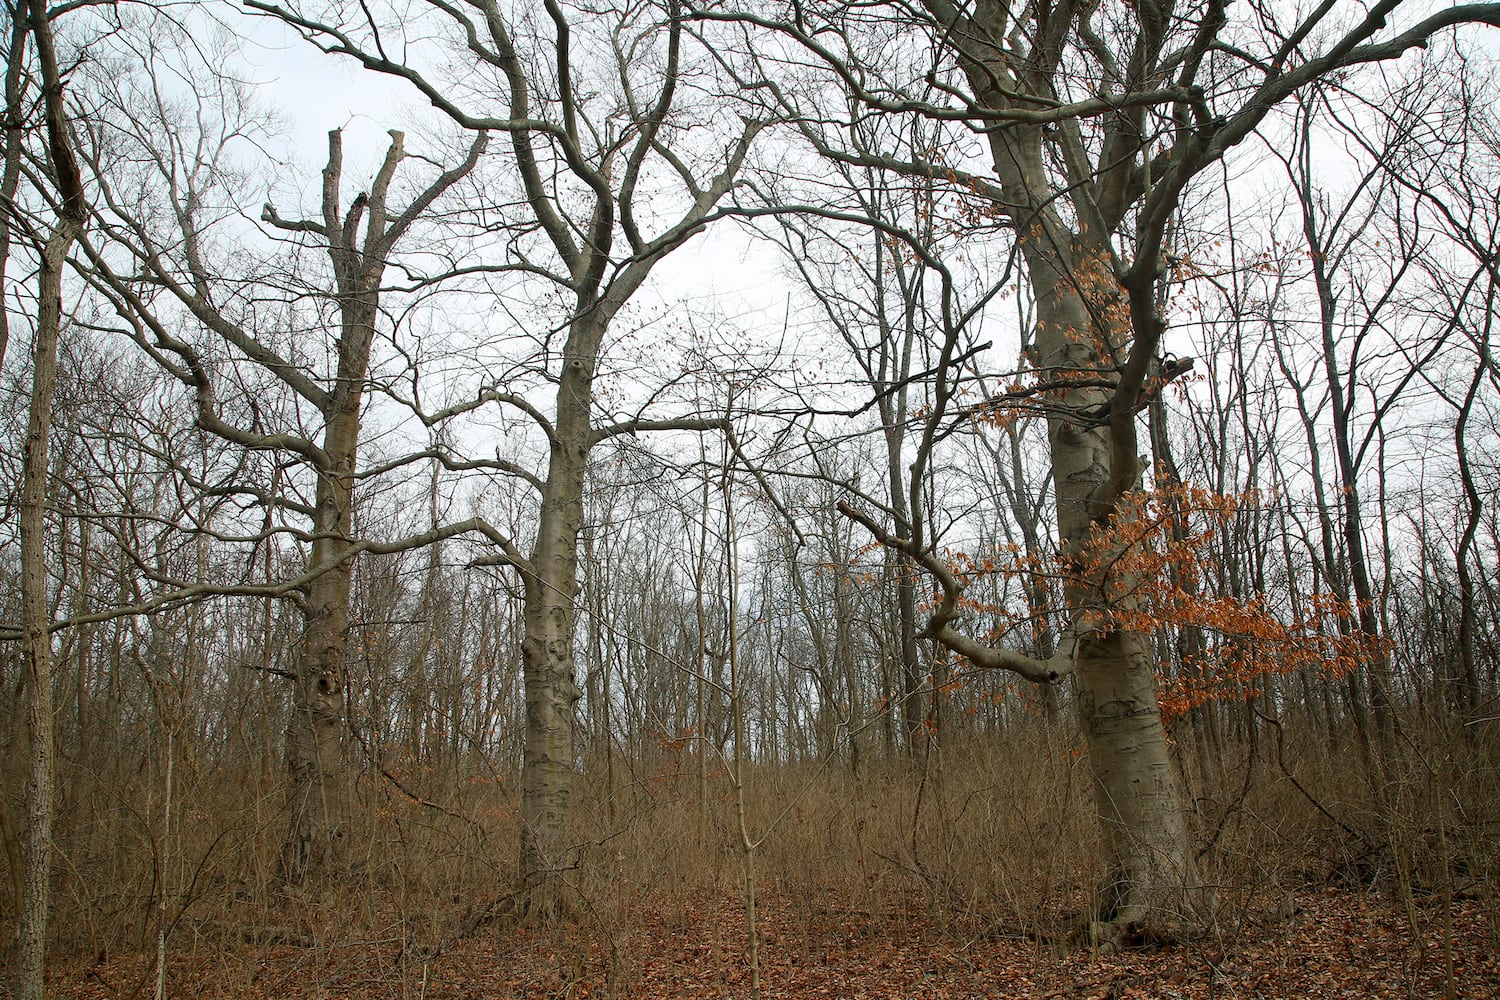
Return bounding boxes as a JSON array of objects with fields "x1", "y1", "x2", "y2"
[{"x1": 936, "y1": 483, "x2": 1383, "y2": 721}]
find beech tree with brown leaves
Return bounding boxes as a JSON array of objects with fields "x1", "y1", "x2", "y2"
[{"x1": 696, "y1": 0, "x2": 1500, "y2": 943}]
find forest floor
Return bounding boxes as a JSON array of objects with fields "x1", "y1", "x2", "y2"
[{"x1": 39, "y1": 882, "x2": 1500, "y2": 999}]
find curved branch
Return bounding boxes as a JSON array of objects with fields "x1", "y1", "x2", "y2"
[{"x1": 838, "y1": 501, "x2": 1074, "y2": 683}]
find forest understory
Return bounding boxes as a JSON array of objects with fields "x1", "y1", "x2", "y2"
[
  {"x1": 9, "y1": 721, "x2": 1497, "y2": 999},
  {"x1": 6, "y1": 4, "x2": 1500, "y2": 997}
]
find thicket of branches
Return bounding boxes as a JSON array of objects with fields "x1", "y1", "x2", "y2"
[{"x1": 2, "y1": 0, "x2": 1499, "y2": 994}]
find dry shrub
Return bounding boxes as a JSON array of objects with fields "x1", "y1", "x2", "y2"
[
  {"x1": 564, "y1": 715, "x2": 1102, "y2": 950},
  {"x1": 8, "y1": 699, "x2": 1498, "y2": 990}
]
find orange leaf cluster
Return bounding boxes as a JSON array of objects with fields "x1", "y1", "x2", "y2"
[{"x1": 937, "y1": 484, "x2": 1385, "y2": 720}]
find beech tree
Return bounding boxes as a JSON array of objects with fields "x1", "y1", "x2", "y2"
[
  {"x1": 700, "y1": 0, "x2": 1500, "y2": 941},
  {"x1": 76, "y1": 59, "x2": 490, "y2": 878},
  {"x1": 251, "y1": 0, "x2": 760, "y2": 918}
]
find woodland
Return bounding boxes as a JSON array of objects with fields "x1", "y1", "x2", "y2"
[{"x1": 2, "y1": 1, "x2": 1500, "y2": 998}]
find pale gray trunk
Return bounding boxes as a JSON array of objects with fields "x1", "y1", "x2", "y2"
[
  {"x1": 1074, "y1": 633, "x2": 1199, "y2": 936},
  {"x1": 516, "y1": 315, "x2": 597, "y2": 919},
  {"x1": 1035, "y1": 262, "x2": 1206, "y2": 935}
]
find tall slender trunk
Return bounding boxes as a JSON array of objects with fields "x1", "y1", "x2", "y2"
[
  {"x1": 0, "y1": 9, "x2": 25, "y2": 371},
  {"x1": 894, "y1": 558, "x2": 924, "y2": 751},
  {"x1": 1312, "y1": 257, "x2": 1396, "y2": 765},
  {"x1": 16, "y1": 216, "x2": 67, "y2": 1000},
  {"x1": 878, "y1": 315, "x2": 924, "y2": 755},
  {"x1": 693, "y1": 467, "x2": 714, "y2": 847},
  {"x1": 1295, "y1": 123, "x2": 1396, "y2": 765},
  {"x1": 16, "y1": 0, "x2": 84, "y2": 993},
  {"x1": 834, "y1": 559, "x2": 863, "y2": 771}
]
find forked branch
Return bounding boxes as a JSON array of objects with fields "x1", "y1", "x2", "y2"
[{"x1": 837, "y1": 501, "x2": 1075, "y2": 684}]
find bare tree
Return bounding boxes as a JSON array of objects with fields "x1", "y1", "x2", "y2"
[
  {"x1": 250, "y1": 0, "x2": 760, "y2": 918},
  {"x1": 700, "y1": 0, "x2": 1500, "y2": 941},
  {"x1": 7, "y1": 1, "x2": 86, "y2": 995},
  {"x1": 77, "y1": 67, "x2": 490, "y2": 877}
]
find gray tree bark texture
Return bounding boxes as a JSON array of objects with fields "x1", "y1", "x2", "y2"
[
  {"x1": 266, "y1": 129, "x2": 483, "y2": 882},
  {"x1": 15, "y1": 0, "x2": 86, "y2": 994},
  {"x1": 516, "y1": 315, "x2": 597, "y2": 921}
]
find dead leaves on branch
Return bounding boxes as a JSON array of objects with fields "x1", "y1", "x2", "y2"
[{"x1": 916, "y1": 482, "x2": 1385, "y2": 720}]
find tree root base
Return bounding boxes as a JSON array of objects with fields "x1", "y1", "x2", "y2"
[
  {"x1": 1066, "y1": 914, "x2": 1192, "y2": 954},
  {"x1": 403, "y1": 879, "x2": 582, "y2": 963}
]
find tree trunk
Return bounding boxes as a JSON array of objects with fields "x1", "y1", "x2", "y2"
[
  {"x1": 15, "y1": 2, "x2": 84, "y2": 992},
  {"x1": 1073, "y1": 633, "x2": 1200, "y2": 939},
  {"x1": 894, "y1": 558, "x2": 925, "y2": 753},
  {"x1": 282, "y1": 563, "x2": 350, "y2": 879},
  {"x1": 1030, "y1": 238, "x2": 1206, "y2": 939},
  {"x1": 16, "y1": 216, "x2": 68, "y2": 1000},
  {"x1": 281, "y1": 360, "x2": 362, "y2": 881},
  {"x1": 518, "y1": 567, "x2": 583, "y2": 919},
  {"x1": 0, "y1": 9, "x2": 25, "y2": 371},
  {"x1": 516, "y1": 315, "x2": 597, "y2": 920}
]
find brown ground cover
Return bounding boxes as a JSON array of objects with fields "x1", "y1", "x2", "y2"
[{"x1": 41, "y1": 883, "x2": 1497, "y2": 1000}]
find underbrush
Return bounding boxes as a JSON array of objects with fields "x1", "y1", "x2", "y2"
[{"x1": 3, "y1": 709, "x2": 1497, "y2": 992}]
